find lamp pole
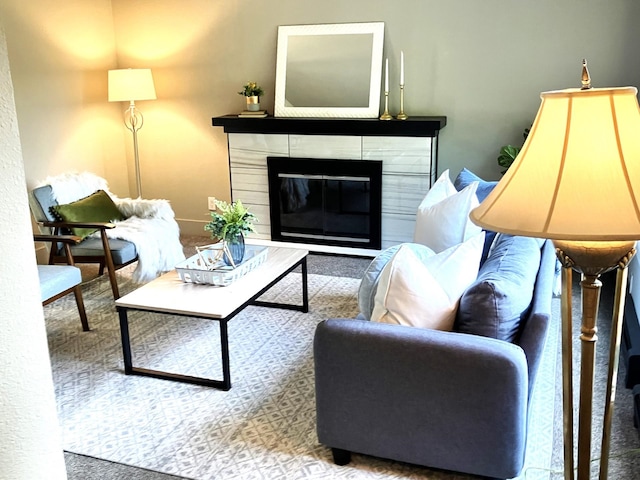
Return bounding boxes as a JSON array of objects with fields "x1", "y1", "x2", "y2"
[{"x1": 124, "y1": 101, "x2": 144, "y2": 198}]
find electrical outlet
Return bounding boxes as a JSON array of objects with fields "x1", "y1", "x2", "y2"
[{"x1": 208, "y1": 197, "x2": 217, "y2": 210}]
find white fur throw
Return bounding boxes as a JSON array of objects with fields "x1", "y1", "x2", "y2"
[{"x1": 41, "y1": 171, "x2": 186, "y2": 282}]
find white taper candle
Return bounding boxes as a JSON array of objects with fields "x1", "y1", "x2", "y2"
[{"x1": 385, "y1": 58, "x2": 389, "y2": 92}]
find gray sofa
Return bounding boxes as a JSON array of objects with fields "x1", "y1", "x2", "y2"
[{"x1": 313, "y1": 236, "x2": 556, "y2": 479}]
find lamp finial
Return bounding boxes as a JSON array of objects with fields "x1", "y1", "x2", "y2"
[{"x1": 581, "y1": 59, "x2": 591, "y2": 90}]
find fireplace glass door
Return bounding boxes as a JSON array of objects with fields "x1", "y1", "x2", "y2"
[{"x1": 267, "y1": 157, "x2": 382, "y2": 249}]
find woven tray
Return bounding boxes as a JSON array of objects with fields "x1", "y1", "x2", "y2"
[{"x1": 175, "y1": 244, "x2": 268, "y2": 286}]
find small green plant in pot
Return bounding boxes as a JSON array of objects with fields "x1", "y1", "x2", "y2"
[
  {"x1": 204, "y1": 200, "x2": 257, "y2": 266},
  {"x1": 238, "y1": 81, "x2": 264, "y2": 112}
]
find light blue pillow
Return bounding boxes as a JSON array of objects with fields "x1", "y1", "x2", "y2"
[
  {"x1": 453, "y1": 168, "x2": 498, "y2": 202},
  {"x1": 455, "y1": 233, "x2": 544, "y2": 342},
  {"x1": 453, "y1": 168, "x2": 500, "y2": 264},
  {"x1": 358, "y1": 243, "x2": 435, "y2": 320}
]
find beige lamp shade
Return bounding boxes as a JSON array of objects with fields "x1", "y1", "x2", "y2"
[
  {"x1": 108, "y1": 68, "x2": 156, "y2": 102},
  {"x1": 471, "y1": 86, "x2": 640, "y2": 241}
]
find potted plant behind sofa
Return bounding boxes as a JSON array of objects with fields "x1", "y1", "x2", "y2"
[
  {"x1": 204, "y1": 200, "x2": 257, "y2": 266},
  {"x1": 497, "y1": 126, "x2": 530, "y2": 174}
]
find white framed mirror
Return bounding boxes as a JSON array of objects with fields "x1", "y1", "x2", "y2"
[{"x1": 274, "y1": 22, "x2": 385, "y2": 118}]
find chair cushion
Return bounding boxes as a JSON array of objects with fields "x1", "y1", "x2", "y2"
[
  {"x1": 70, "y1": 237, "x2": 137, "y2": 265},
  {"x1": 38, "y1": 265, "x2": 81, "y2": 302},
  {"x1": 371, "y1": 233, "x2": 484, "y2": 330},
  {"x1": 413, "y1": 170, "x2": 482, "y2": 253},
  {"x1": 51, "y1": 190, "x2": 125, "y2": 239},
  {"x1": 455, "y1": 233, "x2": 543, "y2": 342}
]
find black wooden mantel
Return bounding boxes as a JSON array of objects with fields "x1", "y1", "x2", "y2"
[{"x1": 212, "y1": 115, "x2": 446, "y2": 137}]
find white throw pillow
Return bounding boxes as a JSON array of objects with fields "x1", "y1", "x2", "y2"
[
  {"x1": 371, "y1": 233, "x2": 484, "y2": 331},
  {"x1": 413, "y1": 170, "x2": 482, "y2": 253}
]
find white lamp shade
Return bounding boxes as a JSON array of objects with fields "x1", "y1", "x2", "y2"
[
  {"x1": 471, "y1": 86, "x2": 640, "y2": 241},
  {"x1": 108, "y1": 68, "x2": 157, "y2": 102}
]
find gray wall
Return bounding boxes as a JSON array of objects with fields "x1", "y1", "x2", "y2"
[{"x1": 4, "y1": 0, "x2": 640, "y2": 235}]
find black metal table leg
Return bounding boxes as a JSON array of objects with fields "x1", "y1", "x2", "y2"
[
  {"x1": 252, "y1": 256, "x2": 309, "y2": 312},
  {"x1": 116, "y1": 253, "x2": 309, "y2": 391},
  {"x1": 118, "y1": 308, "x2": 133, "y2": 374},
  {"x1": 116, "y1": 306, "x2": 231, "y2": 390},
  {"x1": 301, "y1": 256, "x2": 309, "y2": 313},
  {"x1": 220, "y1": 320, "x2": 231, "y2": 390}
]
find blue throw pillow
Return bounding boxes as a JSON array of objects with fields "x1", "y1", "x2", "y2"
[
  {"x1": 453, "y1": 168, "x2": 500, "y2": 263},
  {"x1": 453, "y1": 168, "x2": 498, "y2": 202},
  {"x1": 454, "y1": 234, "x2": 544, "y2": 343}
]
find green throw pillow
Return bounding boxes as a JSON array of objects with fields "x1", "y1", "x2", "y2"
[{"x1": 51, "y1": 190, "x2": 125, "y2": 239}]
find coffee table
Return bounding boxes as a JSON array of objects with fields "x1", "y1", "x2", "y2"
[{"x1": 115, "y1": 246, "x2": 309, "y2": 390}]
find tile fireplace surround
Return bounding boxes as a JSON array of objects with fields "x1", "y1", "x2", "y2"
[{"x1": 212, "y1": 116, "x2": 446, "y2": 255}]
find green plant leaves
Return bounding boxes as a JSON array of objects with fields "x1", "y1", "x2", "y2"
[
  {"x1": 204, "y1": 200, "x2": 257, "y2": 241},
  {"x1": 497, "y1": 145, "x2": 521, "y2": 174}
]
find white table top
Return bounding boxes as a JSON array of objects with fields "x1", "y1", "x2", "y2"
[{"x1": 115, "y1": 246, "x2": 309, "y2": 319}]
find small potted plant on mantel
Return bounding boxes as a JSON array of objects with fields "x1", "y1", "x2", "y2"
[
  {"x1": 204, "y1": 200, "x2": 257, "y2": 266},
  {"x1": 238, "y1": 81, "x2": 265, "y2": 112}
]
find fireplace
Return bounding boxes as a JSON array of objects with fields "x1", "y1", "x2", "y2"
[
  {"x1": 212, "y1": 115, "x2": 446, "y2": 252},
  {"x1": 267, "y1": 157, "x2": 382, "y2": 249}
]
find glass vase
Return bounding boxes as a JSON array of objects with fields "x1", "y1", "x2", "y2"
[{"x1": 223, "y1": 233, "x2": 245, "y2": 266}]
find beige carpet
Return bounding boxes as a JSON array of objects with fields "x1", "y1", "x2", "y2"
[{"x1": 48, "y1": 256, "x2": 559, "y2": 479}]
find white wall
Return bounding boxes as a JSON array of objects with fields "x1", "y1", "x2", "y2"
[{"x1": 0, "y1": 23, "x2": 67, "y2": 480}]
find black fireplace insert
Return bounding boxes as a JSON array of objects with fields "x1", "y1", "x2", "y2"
[{"x1": 267, "y1": 157, "x2": 382, "y2": 249}]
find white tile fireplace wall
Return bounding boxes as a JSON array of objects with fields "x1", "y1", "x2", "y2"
[{"x1": 228, "y1": 132, "x2": 437, "y2": 252}]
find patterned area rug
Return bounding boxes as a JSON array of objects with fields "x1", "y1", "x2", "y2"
[{"x1": 46, "y1": 265, "x2": 558, "y2": 480}]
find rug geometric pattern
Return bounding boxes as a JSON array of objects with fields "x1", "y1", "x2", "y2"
[{"x1": 46, "y1": 266, "x2": 558, "y2": 479}]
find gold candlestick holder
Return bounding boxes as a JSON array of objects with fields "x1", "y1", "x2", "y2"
[
  {"x1": 380, "y1": 91, "x2": 392, "y2": 120},
  {"x1": 396, "y1": 84, "x2": 408, "y2": 120}
]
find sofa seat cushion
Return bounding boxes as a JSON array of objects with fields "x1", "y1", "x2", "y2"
[
  {"x1": 455, "y1": 233, "x2": 544, "y2": 342},
  {"x1": 371, "y1": 233, "x2": 484, "y2": 330}
]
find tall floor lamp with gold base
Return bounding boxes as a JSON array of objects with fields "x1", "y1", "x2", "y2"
[
  {"x1": 108, "y1": 68, "x2": 157, "y2": 199},
  {"x1": 471, "y1": 61, "x2": 640, "y2": 480}
]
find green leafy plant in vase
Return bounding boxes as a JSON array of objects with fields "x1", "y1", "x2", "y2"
[
  {"x1": 204, "y1": 200, "x2": 257, "y2": 266},
  {"x1": 238, "y1": 81, "x2": 264, "y2": 112}
]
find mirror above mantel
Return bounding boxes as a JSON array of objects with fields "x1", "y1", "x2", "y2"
[{"x1": 274, "y1": 22, "x2": 385, "y2": 119}]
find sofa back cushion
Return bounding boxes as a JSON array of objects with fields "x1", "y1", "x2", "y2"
[{"x1": 455, "y1": 233, "x2": 544, "y2": 343}]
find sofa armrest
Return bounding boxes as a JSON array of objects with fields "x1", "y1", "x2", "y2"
[
  {"x1": 314, "y1": 318, "x2": 528, "y2": 478},
  {"x1": 518, "y1": 240, "x2": 556, "y2": 396}
]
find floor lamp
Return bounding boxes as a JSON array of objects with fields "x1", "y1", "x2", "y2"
[
  {"x1": 108, "y1": 68, "x2": 157, "y2": 198},
  {"x1": 470, "y1": 61, "x2": 640, "y2": 480}
]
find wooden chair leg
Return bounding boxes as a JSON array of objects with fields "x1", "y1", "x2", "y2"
[
  {"x1": 73, "y1": 285, "x2": 90, "y2": 331},
  {"x1": 99, "y1": 230, "x2": 120, "y2": 299}
]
